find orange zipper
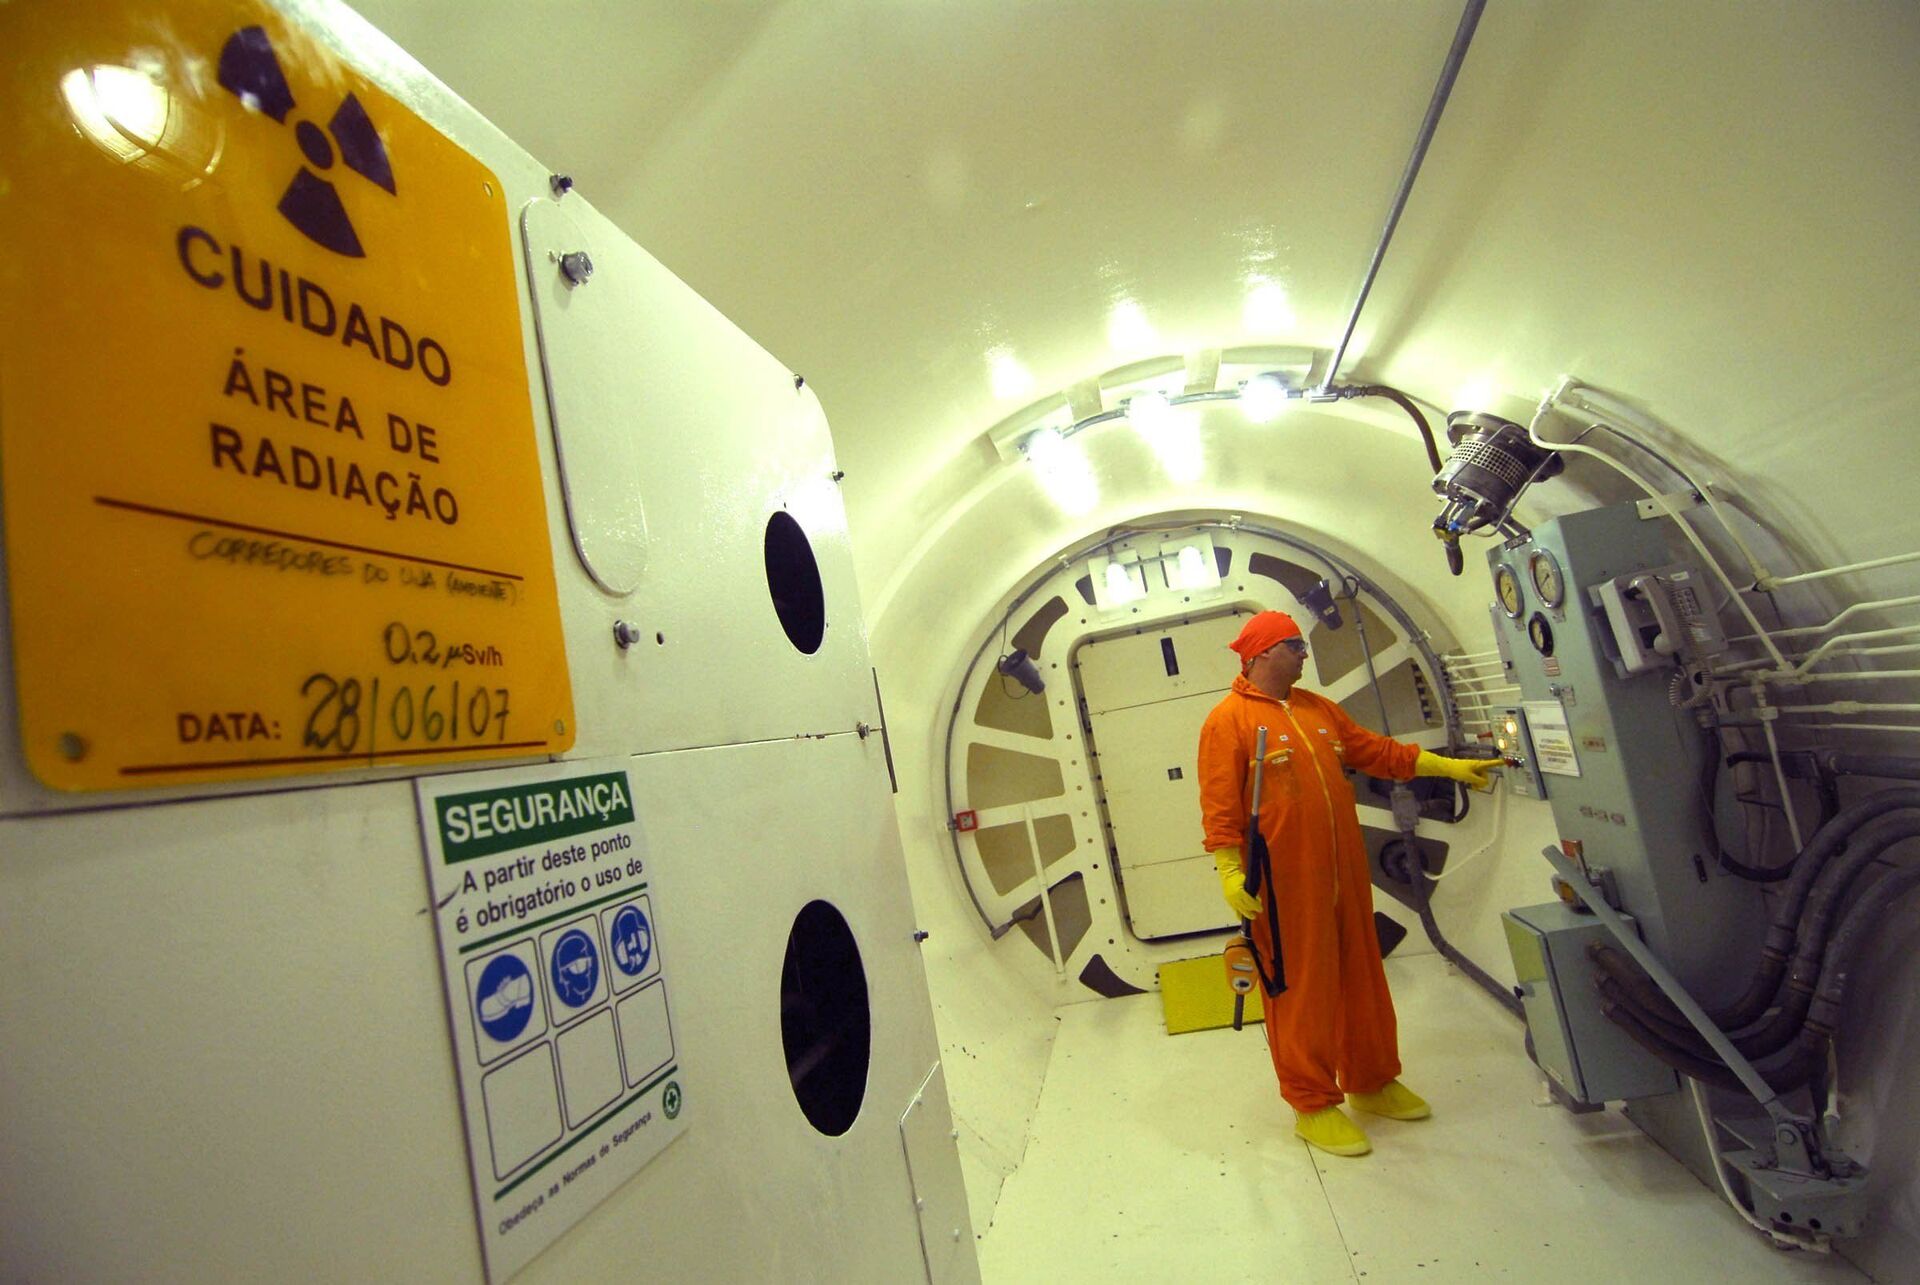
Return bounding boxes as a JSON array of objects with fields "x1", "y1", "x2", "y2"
[{"x1": 1277, "y1": 699, "x2": 1339, "y2": 905}]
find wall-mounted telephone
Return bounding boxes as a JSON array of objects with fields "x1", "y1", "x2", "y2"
[{"x1": 1588, "y1": 564, "x2": 1727, "y2": 677}]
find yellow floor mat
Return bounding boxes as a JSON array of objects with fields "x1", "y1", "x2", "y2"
[{"x1": 1158, "y1": 954, "x2": 1264, "y2": 1035}]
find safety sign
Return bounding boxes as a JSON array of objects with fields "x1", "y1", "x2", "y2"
[
  {"x1": 0, "y1": 0, "x2": 574, "y2": 789},
  {"x1": 1522, "y1": 700, "x2": 1583, "y2": 778},
  {"x1": 419, "y1": 761, "x2": 687, "y2": 1284}
]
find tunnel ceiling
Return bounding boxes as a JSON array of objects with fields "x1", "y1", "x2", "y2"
[{"x1": 347, "y1": 0, "x2": 1920, "y2": 618}]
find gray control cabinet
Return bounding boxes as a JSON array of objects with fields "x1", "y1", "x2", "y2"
[
  {"x1": 1486, "y1": 502, "x2": 1763, "y2": 1010},
  {"x1": 1504, "y1": 902, "x2": 1678, "y2": 1104}
]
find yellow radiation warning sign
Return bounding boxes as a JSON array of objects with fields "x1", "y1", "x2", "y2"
[{"x1": 0, "y1": 0, "x2": 576, "y2": 789}]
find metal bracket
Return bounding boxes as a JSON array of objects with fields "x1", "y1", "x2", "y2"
[
  {"x1": 1773, "y1": 1118, "x2": 1819, "y2": 1176},
  {"x1": 1717, "y1": 1114, "x2": 1870, "y2": 1238},
  {"x1": 1635, "y1": 487, "x2": 1706, "y2": 521}
]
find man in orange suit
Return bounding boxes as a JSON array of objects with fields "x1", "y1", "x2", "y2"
[{"x1": 1198, "y1": 610, "x2": 1491, "y2": 1157}]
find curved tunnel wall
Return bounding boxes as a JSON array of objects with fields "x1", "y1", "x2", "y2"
[
  {"x1": 870, "y1": 406, "x2": 1568, "y2": 1228},
  {"x1": 871, "y1": 381, "x2": 1920, "y2": 1247}
]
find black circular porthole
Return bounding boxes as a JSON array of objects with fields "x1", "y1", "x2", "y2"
[
  {"x1": 764, "y1": 510, "x2": 826, "y2": 655},
  {"x1": 780, "y1": 899, "x2": 871, "y2": 1136}
]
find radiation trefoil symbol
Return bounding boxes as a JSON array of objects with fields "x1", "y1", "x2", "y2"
[{"x1": 216, "y1": 26, "x2": 396, "y2": 257}]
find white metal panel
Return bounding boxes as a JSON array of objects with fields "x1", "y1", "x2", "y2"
[
  {"x1": 0, "y1": 781, "x2": 483, "y2": 1279},
  {"x1": 1084, "y1": 690, "x2": 1233, "y2": 940},
  {"x1": 603, "y1": 733, "x2": 976, "y2": 1284},
  {"x1": 900, "y1": 1061, "x2": 973, "y2": 1284},
  {"x1": 0, "y1": 729, "x2": 973, "y2": 1282},
  {"x1": 504, "y1": 184, "x2": 879, "y2": 761},
  {"x1": 1075, "y1": 612, "x2": 1245, "y2": 716},
  {"x1": 0, "y1": 13, "x2": 877, "y2": 819},
  {"x1": 519, "y1": 198, "x2": 651, "y2": 595},
  {"x1": 1119, "y1": 854, "x2": 1233, "y2": 940},
  {"x1": 1078, "y1": 619, "x2": 1244, "y2": 939},
  {"x1": 0, "y1": 3, "x2": 972, "y2": 1282}
]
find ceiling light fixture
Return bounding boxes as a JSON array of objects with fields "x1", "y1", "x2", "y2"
[
  {"x1": 1107, "y1": 299, "x2": 1159, "y2": 354},
  {"x1": 1239, "y1": 372, "x2": 1290, "y2": 424},
  {"x1": 1023, "y1": 425, "x2": 1099, "y2": 514}
]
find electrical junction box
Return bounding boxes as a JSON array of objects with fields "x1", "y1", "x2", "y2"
[{"x1": 1503, "y1": 901, "x2": 1677, "y2": 1105}]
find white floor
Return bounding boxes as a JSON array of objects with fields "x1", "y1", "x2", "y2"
[{"x1": 977, "y1": 953, "x2": 1871, "y2": 1284}]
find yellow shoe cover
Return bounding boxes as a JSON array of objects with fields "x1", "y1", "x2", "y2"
[
  {"x1": 1293, "y1": 1106, "x2": 1371, "y2": 1157},
  {"x1": 1347, "y1": 1079, "x2": 1431, "y2": 1121}
]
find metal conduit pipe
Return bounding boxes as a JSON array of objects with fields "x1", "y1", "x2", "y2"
[
  {"x1": 1591, "y1": 943, "x2": 1786, "y2": 1065},
  {"x1": 1320, "y1": 0, "x2": 1486, "y2": 390},
  {"x1": 1588, "y1": 944, "x2": 1701, "y2": 1041},
  {"x1": 1694, "y1": 862, "x2": 1920, "y2": 1089},
  {"x1": 1417, "y1": 888, "x2": 1522, "y2": 1019},
  {"x1": 1380, "y1": 835, "x2": 1523, "y2": 1019},
  {"x1": 1827, "y1": 753, "x2": 1920, "y2": 780},
  {"x1": 1728, "y1": 750, "x2": 1920, "y2": 783},
  {"x1": 1334, "y1": 385, "x2": 1444, "y2": 473},
  {"x1": 1747, "y1": 818, "x2": 1920, "y2": 1034}
]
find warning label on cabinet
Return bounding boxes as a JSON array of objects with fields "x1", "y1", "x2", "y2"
[
  {"x1": 418, "y1": 761, "x2": 687, "y2": 1283},
  {"x1": 1522, "y1": 700, "x2": 1583, "y2": 778}
]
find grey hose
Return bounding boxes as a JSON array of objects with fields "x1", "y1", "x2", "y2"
[{"x1": 1596, "y1": 814, "x2": 1920, "y2": 1057}]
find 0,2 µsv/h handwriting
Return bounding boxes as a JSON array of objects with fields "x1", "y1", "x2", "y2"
[{"x1": 383, "y1": 621, "x2": 504, "y2": 670}]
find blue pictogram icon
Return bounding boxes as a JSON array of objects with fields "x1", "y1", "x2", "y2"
[
  {"x1": 475, "y1": 953, "x2": 535, "y2": 1043},
  {"x1": 551, "y1": 928, "x2": 599, "y2": 1008},
  {"x1": 610, "y1": 904, "x2": 653, "y2": 978}
]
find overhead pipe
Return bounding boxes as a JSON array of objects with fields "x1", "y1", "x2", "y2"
[
  {"x1": 1783, "y1": 624, "x2": 1920, "y2": 677},
  {"x1": 1760, "y1": 549, "x2": 1920, "y2": 592},
  {"x1": 1726, "y1": 748, "x2": 1920, "y2": 784},
  {"x1": 1730, "y1": 594, "x2": 1920, "y2": 642},
  {"x1": 1551, "y1": 379, "x2": 1775, "y2": 588},
  {"x1": 1320, "y1": 0, "x2": 1486, "y2": 392},
  {"x1": 1527, "y1": 382, "x2": 1791, "y2": 670}
]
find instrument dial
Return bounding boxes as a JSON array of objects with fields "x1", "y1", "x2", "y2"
[
  {"x1": 1529, "y1": 549, "x2": 1565, "y2": 609},
  {"x1": 1494, "y1": 564, "x2": 1524, "y2": 619},
  {"x1": 1528, "y1": 612, "x2": 1556, "y2": 657}
]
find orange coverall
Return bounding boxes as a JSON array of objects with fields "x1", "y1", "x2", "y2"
[{"x1": 1198, "y1": 674, "x2": 1421, "y2": 1112}]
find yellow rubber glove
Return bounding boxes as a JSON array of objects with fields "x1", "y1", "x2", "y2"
[
  {"x1": 1415, "y1": 750, "x2": 1496, "y2": 791},
  {"x1": 1213, "y1": 848, "x2": 1263, "y2": 919}
]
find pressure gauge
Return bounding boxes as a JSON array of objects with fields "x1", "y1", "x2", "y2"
[
  {"x1": 1529, "y1": 549, "x2": 1565, "y2": 609},
  {"x1": 1494, "y1": 564, "x2": 1524, "y2": 619},
  {"x1": 1528, "y1": 612, "x2": 1556, "y2": 657}
]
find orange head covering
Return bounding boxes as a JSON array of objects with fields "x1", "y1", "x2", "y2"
[{"x1": 1227, "y1": 610, "x2": 1303, "y2": 662}]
